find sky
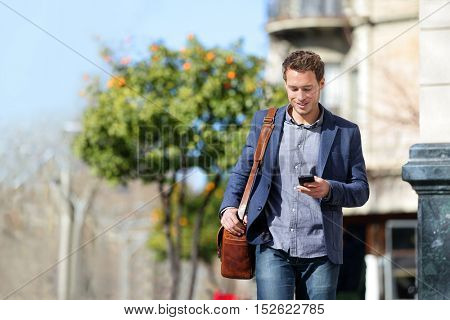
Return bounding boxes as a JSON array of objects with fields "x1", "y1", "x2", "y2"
[
  {"x1": 0, "y1": 0, "x2": 268, "y2": 128},
  {"x1": 0, "y1": 0, "x2": 268, "y2": 187}
]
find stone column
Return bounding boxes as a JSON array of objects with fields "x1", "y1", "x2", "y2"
[{"x1": 402, "y1": 0, "x2": 450, "y2": 299}]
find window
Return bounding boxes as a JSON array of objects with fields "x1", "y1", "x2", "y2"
[{"x1": 384, "y1": 220, "x2": 417, "y2": 299}]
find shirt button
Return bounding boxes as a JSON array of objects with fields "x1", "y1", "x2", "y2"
[
  {"x1": 257, "y1": 206, "x2": 262, "y2": 211},
  {"x1": 298, "y1": 144, "x2": 301, "y2": 148},
  {"x1": 292, "y1": 208, "x2": 295, "y2": 212},
  {"x1": 290, "y1": 228, "x2": 294, "y2": 232}
]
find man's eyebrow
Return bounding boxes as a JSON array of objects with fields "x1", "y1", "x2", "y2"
[{"x1": 288, "y1": 85, "x2": 313, "y2": 88}]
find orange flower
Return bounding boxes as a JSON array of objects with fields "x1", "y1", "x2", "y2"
[
  {"x1": 227, "y1": 71, "x2": 236, "y2": 79},
  {"x1": 150, "y1": 44, "x2": 159, "y2": 52},
  {"x1": 117, "y1": 77, "x2": 126, "y2": 87},
  {"x1": 205, "y1": 52, "x2": 215, "y2": 61},
  {"x1": 120, "y1": 56, "x2": 131, "y2": 65},
  {"x1": 107, "y1": 76, "x2": 126, "y2": 89},
  {"x1": 187, "y1": 33, "x2": 195, "y2": 40},
  {"x1": 150, "y1": 208, "x2": 162, "y2": 223},
  {"x1": 107, "y1": 78, "x2": 115, "y2": 88},
  {"x1": 204, "y1": 182, "x2": 216, "y2": 193},
  {"x1": 226, "y1": 56, "x2": 233, "y2": 64},
  {"x1": 183, "y1": 62, "x2": 191, "y2": 70},
  {"x1": 82, "y1": 73, "x2": 90, "y2": 81},
  {"x1": 102, "y1": 55, "x2": 112, "y2": 63},
  {"x1": 152, "y1": 55, "x2": 159, "y2": 62},
  {"x1": 179, "y1": 217, "x2": 188, "y2": 227}
]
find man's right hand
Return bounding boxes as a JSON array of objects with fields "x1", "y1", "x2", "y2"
[{"x1": 220, "y1": 207, "x2": 247, "y2": 236}]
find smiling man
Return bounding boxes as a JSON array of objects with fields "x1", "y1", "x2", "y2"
[{"x1": 219, "y1": 50, "x2": 369, "y2": 300}]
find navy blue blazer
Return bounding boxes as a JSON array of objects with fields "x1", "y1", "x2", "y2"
[{"x1": 219, "y1": 105, "x2": 370, "y2": 264}]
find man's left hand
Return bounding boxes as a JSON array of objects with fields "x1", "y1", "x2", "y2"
[{"x1": 295, "y1": 176, "x2": 330, "y2": 199}]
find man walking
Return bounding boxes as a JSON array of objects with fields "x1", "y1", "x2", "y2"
[{"x1": 219, "y1": 50, "x2": 369, "y2": 300}]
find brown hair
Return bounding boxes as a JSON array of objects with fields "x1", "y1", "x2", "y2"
[{"x1": 282, "y1": 50, "x2": 324, "y2": 82}]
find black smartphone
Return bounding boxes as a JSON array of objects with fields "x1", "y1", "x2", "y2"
[{"x1": 298, "y1": 174, "x2": 315, "y2": 186}]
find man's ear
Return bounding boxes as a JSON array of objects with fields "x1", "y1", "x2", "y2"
[{"x1": 319, "y1": 78, "x2": 325, "y2": 89}]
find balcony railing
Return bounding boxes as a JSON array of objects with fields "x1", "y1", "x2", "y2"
[{"x1": 268, "y1": 0, "x2": 343, "y2": 21}]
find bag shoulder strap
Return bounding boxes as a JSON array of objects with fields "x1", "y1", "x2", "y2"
[{"x1": 237, "y1": 107, "x2": 277, "y2": 220}]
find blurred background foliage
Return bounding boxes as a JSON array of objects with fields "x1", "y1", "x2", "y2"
[
  {"x1": 74, "y1": 36, "x2": 286, "y2": 185},
  {"x1": 73, "y1": 36, "x2": 286, "y2": 298},
  {"x1": 74, "y1": 35, "x2": 286, "y2": 263},
  {"x1": 147, "y1": 181, "x2": 226, "y2": 263}
]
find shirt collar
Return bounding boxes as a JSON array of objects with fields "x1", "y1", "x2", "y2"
[{"x1": 285, "y1": 103, "x2": 324, "y2": 129}]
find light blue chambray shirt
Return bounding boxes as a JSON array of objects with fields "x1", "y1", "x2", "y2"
[{"x1": 264, "y1": 104, "x2": 328, "y2": 258}]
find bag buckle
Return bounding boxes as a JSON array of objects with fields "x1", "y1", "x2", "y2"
[{"x1": 263, "y1": 116, "x2": 273, "y2": 124}]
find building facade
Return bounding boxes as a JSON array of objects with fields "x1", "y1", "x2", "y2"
[{"x1": 265, "y1": 0, "x2": 420, "y2": 299}]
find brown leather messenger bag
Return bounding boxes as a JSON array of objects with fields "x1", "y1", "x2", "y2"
[{"x1": 217, "y1": 107, "x2": 277, "y2": 279}]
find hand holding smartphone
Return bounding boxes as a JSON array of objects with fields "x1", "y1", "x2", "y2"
[{"x1": 298, "y1": 174, "x2": 315, "y2": 186}]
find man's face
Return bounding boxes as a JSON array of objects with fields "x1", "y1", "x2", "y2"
[{"x1": 284, "y1": 69, "x2": 324, "y2": 117}]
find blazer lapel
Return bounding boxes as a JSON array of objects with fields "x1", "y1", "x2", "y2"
[
  {"x1": 265, "y1": 105, "x2": 287, "y2": 171},
  {"x1": 317, "y1": 108, "x2": 338, "y2": 177}
]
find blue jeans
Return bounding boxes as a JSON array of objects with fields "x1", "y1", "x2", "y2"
[{"x1": 255, "y1": 244, "x2": 340, "y2": 300}]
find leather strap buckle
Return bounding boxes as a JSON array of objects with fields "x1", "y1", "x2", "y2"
[{"x1": 263, "y1": 116, "x2": 273, "y2": 124}]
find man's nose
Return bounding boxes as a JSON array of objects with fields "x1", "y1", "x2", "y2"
[{"x1": 296, "y1": 90, "x2": 306, "y2": 101}]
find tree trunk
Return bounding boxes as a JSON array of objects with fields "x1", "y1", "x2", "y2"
[
  {"x1": 57, "y1": 204, "x2": 73, "y2": 299},
  {"x1": 51, "y1": 170, "x2": 98, "y2": 300},
  {"x1": 174, "y1": 169, "x2": 186, "y2": 299},
  {"x1": 51, "y1": 169, "x2": 74, "y2": 300},
  {"x1": 159, "y1": 181, "x2": 179, "y2": 299},
  {"x1": 69, "y1": 182, "x2": 98, "y2": 299}
]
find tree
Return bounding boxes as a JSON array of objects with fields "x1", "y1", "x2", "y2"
[
  {"x1": 74, "y1": 35, "x2": 285, "y2": 299},
  {"x1": 50, "y1": 161, "x2": 99, "y2": 299}
]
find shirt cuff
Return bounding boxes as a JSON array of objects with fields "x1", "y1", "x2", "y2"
[
  {"x1": 322, "y1": 181, "x2": 333, "y2": 202},
  {"x1": 219, "y1": 206, "x2": 236, "y2": 219}
]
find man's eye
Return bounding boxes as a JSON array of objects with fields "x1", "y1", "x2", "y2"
[
  {"x1": 291, "y1": 88, "x2": 298, "y2": 92},
  {"x1": 303, "y1": 88, "x2": 311, "y2": 92}
]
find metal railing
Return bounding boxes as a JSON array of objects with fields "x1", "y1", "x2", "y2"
[{"x1": 267, "y1": 0, "x2": 343, "y2": 21}]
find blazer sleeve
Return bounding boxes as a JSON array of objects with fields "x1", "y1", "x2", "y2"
[
  {"x1": 218, "y1": 111, "x2": 261, "y2": 218},
  {"x1": 324, "y1": 126, "x2": 370, "y2": 208}
]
